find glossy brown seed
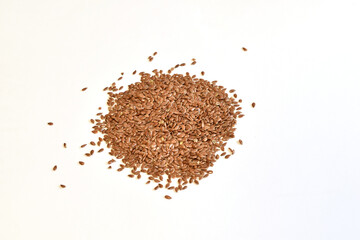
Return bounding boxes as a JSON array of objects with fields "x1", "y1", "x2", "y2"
[
  {"x1": 132, "y1": 70, "x2": 137, "y2": 75},
  {"x1": 221, "y1": 152, "x2": 226, "y2": 156},
  {"x1": 153, "y1": 52, "x2": 157, "y2": 56},
  {"x1": 90, "y1": 141, "x2": 95, "y2": 146},
  {"x1": 108, "y1": 159, "x2": 116, "y2": 164},
  {"x1": 154, "y1": 186, "x2": 159, "y2": 190},
  {"x1": 137, "y1": 174, "x2": 141, "y2": 179},
  {"x1": 82, "y1": 87, "x2": 87, "y2": 91},
  {"x1": 85, "y1": 153, "x2": 91, "y2": 157},
  {"x1": 229, "y1": 89, "x2": 235, "y2": 93},
  {"x1": 252, "y1": 102, "x2": 256, "y2": 108},
  {"x1": 98, "y1": 148, "x2": 104, "y2": 153},
  {"x1": 63, "y1": 143, "x2": 67, "y2": 148},
  {"x1": 233, "y1": 94, "x2": 237, "y2": 98},
  {"x1": 194, "y1": 180, "x2": 199, "y2": 185},
  {"x1": 238, "y1": 139, "x2": 243, "y2": 145},
  {"x1": 80, "y1": 144, "x2": 87, "y2": 148},
  {"x1": 79, "y1": 161, "x2": 85, "y2": 165},
  {"x1": 224, "y1": 155, "x2": 230, "y2": 159},
  {"x1": 128, "y1": 174, "x2": 134, "y2": 178},
  {"x1": 108, "y1": 166, "x2": 112, "y2": 169},
  {"x1": 242, "y1": 47, "x2": 247, "y2": 51},
  {"x1": 164, "y1": 195, "x2": 172, "y2": 199},
  {"x1": 117, "y1": 168, "x2": 123, "y2": 172},
  {"x1": 60, "y1": 184, "x2": 66, "y2": 188},
  {"x1": 90, "y1": 150, "x2": 94, "y2": 155},
  {"x1": 180, "y1": 63, "x2": 186, "y2": 66},
  {"x1": 201, "y1": 71, "x2": 205, "y2": 76},
  {"x1": 53, "y1": 165, "x2": 57, "y2": 171},
  {"x1": 146, "y1": 181, "x2": 150, "y2": 184},
  {"x1": 47, "y1": 122, "x2": 53, "y2": 126}
]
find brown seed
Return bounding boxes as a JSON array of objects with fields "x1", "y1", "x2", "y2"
[
  {"x1": 146, "y1": 180, "x2": 150, "y2": 184},
  {"x1": 118, "y1": 77, "x2": 123, "y2": 81},
  {"x1": 79, "y1": 161, "x2": 85, "y2": 165},
  {"x1": 224, "y1": 155, "x2": 230, "y2": 159},
  {"x1": 180, "y1": 63, "x2": 186, "y2": 66},
  {"x1": 153, "y1": 52, "x2": 157, "y2": 56},
  {"x1": 108, "y1": 159, "x2": 116, "y2": 164},
  {"x1": 85, "y1": 153, "x2": 91, "y2": 157},
  {"x1": 242, "y1": 47, "x2": 247, "y2": 51},
  {"x1": 194, "y1": 180, "x2": 199, "y2": 185},
  {"x1": 233, "y1": 94, "x2": 237, "y2": 98},
  {"x1": 63, "y1": 143, "x2": 67, "y2": 148},
  {"x1": 229, "y1": 89, "x2": 236, "y2": 93},
  {"x1": 82, "y1": 87, "x2": 87, "y2": 91},
  {"x1": 98, "y1": 148, "x2": 104, "y2": 153},
  {"x1": 60, "y1": 184, "x2": 66, "y2": 188},
  {"x1": 108, "y1": 166, "x2": 112, "y2": 169},
  {"x1": 154, "y1": 186, "x2": 159, "y2": 190},
  {"x1": 90, "y1": 150, "x2": 94, "y2": 155},
  {"x1": 53, "y1": 165, "x2": 57, "y2": 171},
  {"x1": 47, "y1": 122, "x2": 53, "y2": 126},
  {"x1": 117, "y1": 168, "x2": 123, "y2": 172},
  {"x1": 238, "y1": 139, "x2": 243, "y2": 145},
  {"x1": 80, "y1": 144, "x2": 87, "y2": 148},
  {"x1": 90, "y1": 141, "x2": 95, "y2": 146},
  {"x1": 252, "y1": 102, "x2": 256, "y2": 108},
  {"x1": 191, "y1": 61, "x2": 196, "y2": 65},
  {"x1": 168, "y1": 186, "x2": 175, "y2": 190},
  {"x1": 128, "y1": 174, "x2": 134, "y2": 178},
  {"x1": 137, "y1": 174, "x2": 141, "y2": 179},
  {"x1": 132, "y1": 70, "x2": 137, "y2": 75},
  {"x1": 164, "y1": 195, "x2": 172, "y2": 199},
  {"x1": 201, "y1": 71, "x2": 205, "y2": 76}
]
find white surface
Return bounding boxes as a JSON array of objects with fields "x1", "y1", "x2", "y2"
[{"x1": 1, "y1": 0, "x2": 360, "y2": 239}]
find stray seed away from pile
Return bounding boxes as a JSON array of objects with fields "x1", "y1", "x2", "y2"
[
  {"x1": 47, "y1": 122, "x2": 53, "y2": 126},
  {"x1": 53, "y1": 165, "x2": 57, "y2": 171},
  {"x1": 82, "y1": 87, "x2": 88, "y2": 91},
  {"x1": 242, "y1": 47, "x2": 247, "y2": 51},
  {"x1": 86, "y1": 60, "x2": 244, "y2": 194},
  {"x1": 164, "y1": 195, "x2": 172, "y2": 200},
  {"x1": 63, "y1": 143, "x2": 67, "y2": 148},
  {"x1": 79, "y1": 161, "x2": 85, "y2": 165},
  {"x1": 252, "y1": 102, "x2": 256, "y2": 108},
  {"x1": 60, "y1": 184, "x2": 66, "y2": 188}
]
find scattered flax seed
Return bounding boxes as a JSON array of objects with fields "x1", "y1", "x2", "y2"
[
  {"x1": 103, "y1": 87, "x2": 108, "y2": 91},
  {"x1": 191, "y1": 61, "x2": 196, "y2": 65},
  {"x1": 118, "y1": 77, "x2": 123, "y2": 81},
  {"x1": 164, "y1": 195, "x2": 172, "y2": 200},
  {"x1": 47, "y1": 122, "x2": 53, "y2": 126},
  {"x1": 60, "y1": 184, "x2": 66, "y2": 188},
  {"x1": 90, "y1": 150, "x2": 94, "y2": 155},
  {"x1": 90, "y1": 141, "x2": 95, "y2": 146},
  {"x1": 132, "y1": 70, "x2": 137, "y2": 75},
  {"x1": 85, "y1": 153, "x2": 91, "y2": 157},
  {"x1": 238, "y1": 139, "x2": 243, "y2": 145},
  {"x1": 229, "y1": 89, "x2": 236, "y2": 93},
  {"x1": 53, "y1": 165, "x2": 57, "y2": 171},
  {"x1": 80, "y1": 144, "x2": 87, "y2": 148},
  {"x1": 242, "y1": 47, "x2": 247, "y2": 51},
  {"x1": 180, "y1": 63, "x2": 186, "y2": 66},
  {"x1": 90, "y1": 119, "x2": 95, "y2": 124},
  {"x1": 146, "y1": 181, "x2": 150, "y2": 184},
  {"x1": 153, "y1": 52, "x2": 157, "y2": 56},
  {"x1": 201, "y1": 71, "x2": 205, "y2": 76},
  {"x1": 128, "y1": 174, "x2": 134, "y2": 178},
  {"x1": 82, "y1": 87, "x2": 88, "y2": 91},
  {"x1": 98, "y1": 148, "x2": 104, "y2": 153},
  {"x1": 233, "y1": 94, "x2": 237, "y2": 98},
  {"x1": 121, "y1": 72, "x2": 124, "y2": 75},
  {"x1": 252, "y1": 102, "x2": 256, "y2": 108},
  {"x1": 108, "y1": 166, "x2": 112, "y2": 169},
  {"x1": 225, "y1": 155, "x2": 231, "y2": 159},
  {"x1": 63, "y1": 143, "x2": 67, "y2": 148},
  {"x1": 79, "y1": 161, "x2": 85, "y2": 165},
  {"x1": 154, "y1": 186, "x2": 159, "y2": 190},
  {"x1": 108, "y1": 159, "x2": 116, "y2": 164}
]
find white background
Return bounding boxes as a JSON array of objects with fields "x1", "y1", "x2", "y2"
[{"x1": 1, "y1": 0, "x2": 360, "y2": 239}]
